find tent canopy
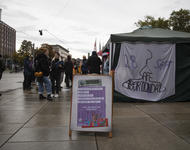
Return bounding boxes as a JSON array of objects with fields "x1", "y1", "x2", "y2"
[{"x1": 111, "y1": 28, "x2": 190, "y2": 43}]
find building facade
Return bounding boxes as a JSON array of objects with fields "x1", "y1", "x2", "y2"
[
  {"x1": 0, "y1": 20, "x2": 16, "y2": 57},
  {"x1": 51, "y1": 44, "x2": 70, "y2": 60}
]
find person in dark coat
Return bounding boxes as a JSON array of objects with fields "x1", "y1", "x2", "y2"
[
  {"x1": 64, "y1": 55, "x2": 73, "y2": 88},
  {"x1": 81, "y1": 55, "x2": 88, "y2": 74},
  {"x1": 23, "y1": 56, "x2": 33, "y2": 90},
  {"x1": 0, "y1": 54, "x2": 5, "y2": 80},
  {"x1": 0, "y1": 54, "x2": 5, "y2": 96},
  {"x1": 35, "y1": 48, "x2": 52, "y2": 100},
  {"x1": 50, "y1": 52, "x2": 63, "y2": 97},
  {"x1": 87, "y1": 51, "x2": 102, "y2": 74}
]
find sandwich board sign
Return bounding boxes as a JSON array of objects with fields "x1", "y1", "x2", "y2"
[{"x1": 69, "y1": 74, "x2": 113, "y2": 137}]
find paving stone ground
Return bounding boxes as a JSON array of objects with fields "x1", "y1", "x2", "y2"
[
  {"x1": 0, "y1": 73, "x2": 190, "y2": 150},
  {"x1": 0, "y1": 72, "x2": 23, "y2": 92}
]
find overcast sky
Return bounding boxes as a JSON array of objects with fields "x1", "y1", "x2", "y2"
[{"x1": 0, "y1": 0, "x2": 190, "y2": 58}]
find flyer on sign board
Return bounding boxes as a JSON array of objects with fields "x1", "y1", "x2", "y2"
[{"x1": 70, "y1": 75, "x2": 112, "y2": 132}]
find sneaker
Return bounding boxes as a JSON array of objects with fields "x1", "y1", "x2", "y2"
[
  {"x1": 39, "y1": 94, "x2": 46, "y2": 100},
  {"x1": 54, "y1": 94, "x2": 59, "y2": 98},
  {"x1": 47, "y1": 94, "x2": 53, "y2": 101},
  {"x1": 51, "y1": 94, "x2": 55, "y2": 97}
]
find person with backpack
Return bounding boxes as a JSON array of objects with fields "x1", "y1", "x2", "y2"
[
  {"x1": 50, "y1": 52, "x2": 63, "y2": 98},
  {"x1": 35, "y1": 48, "x2": 53, "y2": 100},
  {"x1": 0, "y1": 54, "x2": 5, "y2": 96},
  {"x1": 81, "y1": 55, "x2": 88, "y2": 74}
]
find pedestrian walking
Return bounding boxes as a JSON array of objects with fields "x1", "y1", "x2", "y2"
[
  {"x1": 87, "y1": 51, "x2": 102, "y2": 74},
  {"x1": 50, "y1": 52, "x2": 63, "y2": 98},
  {"x1": 0, "y1": 54, "x2": 5, "y2": 96},
  {"x1": 35, "y1": 48, "x2": 53, "y2": 100},
  {"x1": 81, "y1": 56, "x2": 88, "y2": 74},
  {"x1": 64, "y1": 55, "x2": 73, "y2": 88}
]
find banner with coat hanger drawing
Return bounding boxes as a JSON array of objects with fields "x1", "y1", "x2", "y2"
[{"x1": 115, "y1": 42, "x2": 175, "y2": 101}]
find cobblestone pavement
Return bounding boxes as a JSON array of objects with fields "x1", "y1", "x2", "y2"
[{"x1": 0, "y1": 74, "x2": 190, "y2": 150}]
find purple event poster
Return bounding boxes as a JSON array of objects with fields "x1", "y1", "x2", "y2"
[{"x1": 77, "y1": 85, "x2": 108, "y2": 128}]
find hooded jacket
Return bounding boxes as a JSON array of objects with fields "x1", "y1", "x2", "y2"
[
  {"x1": 50, "y1": 58, "x2": 63, "y2": 78},
  {"x1": 87, "y1": 51, "x2": 102, "y2": 74},
  {"x1": 24, "y1": 56, "x2": 33, "y2": 76},
  {"x1": 35, "y1": 53, "x2": 51, "y2": 76},
  {"x1": 64, "y1": 59, "x2": 73, "y2": 75}
]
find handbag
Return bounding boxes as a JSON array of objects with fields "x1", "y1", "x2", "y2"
[{"x1": 34, "y1": 72, "x2": 43, "y2": 77}]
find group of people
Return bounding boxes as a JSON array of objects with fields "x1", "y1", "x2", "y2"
[
  {"x1": 23, "y1": 48, "x2": 104, "y2": 101},
  {"x1": 23, "y1": 48, "x2": 72, "y2": 100},
  {"x1": 76, "y1": 51, "x2": 102, "y2": 75}
]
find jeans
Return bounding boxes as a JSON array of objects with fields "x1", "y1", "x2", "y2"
[{"x1": 38, "y1": 76, "x2": 52, "y2": 95}]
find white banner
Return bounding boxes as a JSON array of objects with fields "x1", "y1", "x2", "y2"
[{"x1": 115, "y1": 43, "x2": 175, "y2": 101}]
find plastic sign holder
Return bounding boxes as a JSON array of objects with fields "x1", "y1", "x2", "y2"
[{"x1": 69, "y1": 73, "x2": 113, "y2": 138}]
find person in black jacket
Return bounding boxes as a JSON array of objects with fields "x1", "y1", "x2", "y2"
[
  {"x1": 35, "y1": 48, "x2": 52, "y2": 100},
  {"x1": 23, "y1": 56, "x2": 33, "y2": 90},
  {"x1": 50, "y1": 52, "x2": 63, "y2": 97},
  {"x1": 64, "y1": 55, "x2": 73, "y2": 88},
  {"x1": 87, "y1": 51, "x2": 102, "y2": 74}
]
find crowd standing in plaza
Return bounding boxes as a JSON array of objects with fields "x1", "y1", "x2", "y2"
[{"x1": 22, "y1": 48, "x2": 108, "y2": 101}]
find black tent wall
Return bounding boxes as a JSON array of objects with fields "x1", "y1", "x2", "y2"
[{"x1": 113, "y1": 43, "x2": 190, "y2": 102}]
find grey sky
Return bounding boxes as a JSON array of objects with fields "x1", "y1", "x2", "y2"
[{"x1": 1, "y1": 0, "x2": 190, "y2": 58}]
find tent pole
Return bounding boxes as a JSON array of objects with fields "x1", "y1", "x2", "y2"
[{"x1": 109, "y1": 42, "x2": 112, "y2": 73}]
